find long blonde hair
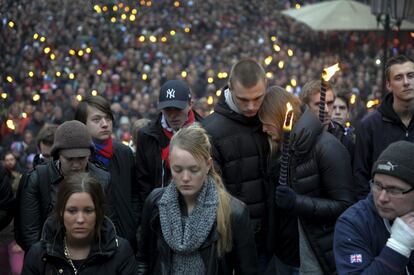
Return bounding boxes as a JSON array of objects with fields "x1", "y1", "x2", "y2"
[
  {"x1": 169, "y1": 124, "x2": 232, "y2": 255},
  {"x1": 258, "y1": 86, "x2": 302, "y2": 154}
]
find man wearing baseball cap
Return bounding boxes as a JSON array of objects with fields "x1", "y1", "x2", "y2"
[
  {"x1": 135, "y1": 80, "x2": 203, "y2": 214},
  {"x1": 334, "y1": 140, "x2": 414, "y2": 274},
  {"x1": 15, "y1": 120, "x2": 110, "y2": 251}
]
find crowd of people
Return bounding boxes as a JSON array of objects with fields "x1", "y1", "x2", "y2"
[{"x1": 1, "y1": 0, "x2": 414, "y2": 274}]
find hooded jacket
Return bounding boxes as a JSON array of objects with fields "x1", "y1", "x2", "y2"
[
  {"x1": 353, "y1": 93, "x2": 414, "y2": 198},
  {"x1": 287, "y1": 108, "x2": 355, "y2": 274},
  {"x1": 15, "y1": 160, "x2": 110, "y2": 252},
  {"x1": 202, "y1": 90, "x2": 269, "y2": 252},
  {"x1": 22, "y1": 216, "x2": 138, "y2": 274},
  {"x1": 137, "y1": 188, "x2": 258, "y2": 275}
]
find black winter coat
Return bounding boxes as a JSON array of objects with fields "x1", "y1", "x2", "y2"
[
  {"x1": 135, "y1": 111, "x2": 203, "y2": 217},
  {"x1": 353, "y1": 92, "x2": 414, "y2": 198},
  {"x1": 22, "y1": 216, "x2": 138, "y2": 275},
  {"x1": 288, "y1": 108, "x2": 355, "y2": 274},
  {"x1": 137, "y1": 188, "x2": 258, "y2": 275},
  {"x1": 202, "y1": 91, "x2": 269, "y2": 252},
  {"x1": 97, "y1": 141, "x2": 140, "y2": 251},
  {"x1": 15, "y1": 160, "x2": 110, "y2": 252}
]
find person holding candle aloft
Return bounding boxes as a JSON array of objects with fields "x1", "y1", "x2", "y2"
[{"x1": 259, "y1": 86, "x2": 354, "y2": 274}]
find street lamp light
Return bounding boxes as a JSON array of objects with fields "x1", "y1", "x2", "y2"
[{"x1": 370, "y1": 0, "x2": 411, "y2": 94}]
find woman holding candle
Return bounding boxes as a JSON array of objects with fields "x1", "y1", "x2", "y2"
[
  {"x1": 21, "y1": 173, "x2": 139, "y2": 274},
  {"x1": 259, "y1": 86, "x2": 354, "y2": 274},
  {"x1": 137, "y1": 124, "x2": 258, "y2": 275}
]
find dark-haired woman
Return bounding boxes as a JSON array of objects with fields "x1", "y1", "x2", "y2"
[{"x1": 22, "y1": 173, "x2": 138, "y2": 274}]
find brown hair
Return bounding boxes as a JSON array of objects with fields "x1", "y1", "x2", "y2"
[
  {"x1": 36, "y1": 124, "x2": 58, "y2": 148},
  {"x1": 229, "y1": 59, "x2": 266, "y2": 90},
  {"x1": 299, "y1": 80, "x2": 333, "y2": 105},
  {"x1": 75, "y1": 95, "x2": 114, "y2": 124},
  {"x1": 55, "y1": 173, "x2": 106, "y2": 243},
  {"x1": 169, "y1": 124, "x2": 232, "y2": 256},
  {"x1": 385, "y1": 55, "x2": 414, "y2": 82},
  {"x1": 259, "y1": 86, "x2": 302, "y2": 153}
]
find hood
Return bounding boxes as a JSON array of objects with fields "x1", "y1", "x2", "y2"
[
  {"x1": 377, "y1": 92, "x2": 401, "y2": 123},
  {"x1": 41, "y1": 215, "x2": 119, "y2": 258},
  {"x1": 290, "y1": 107, "x2": 323, "y2": 158},
  {"x1": 214, "y1": 86, "x2": 262, "y2": 127}
]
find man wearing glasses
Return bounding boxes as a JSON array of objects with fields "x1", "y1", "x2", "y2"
[{"x1": 334, "y1": 140, "x2": 414, "y2": 274}]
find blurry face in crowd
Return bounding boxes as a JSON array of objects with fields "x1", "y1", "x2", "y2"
[
  {"x1": 64, "y1": 192, "x2": 96, "y2": 243},
  {"x1": 307, "y1": 89, "x2": 334, "y2": 126},
  {"x1": 161, "y1": 104, "x2": 191, "y2": 131},
  {"x1": 372, "y1": 173, "x2": 414, "y2": 220},
  {"x1": 332, "y1": 97, "x2": 349, "y2": 126},
  {"x1": 86, "y1": 106, "x2": 113, "y2": 142},
  {"x1": 231, "y1": 79, "x2": 266, "y2": 118},
  {"x1": 387, "y1": 61, "x2": 414, "y2": 103},
  {"x1": 59, "y1": 153, "x2": 90, "y2": 177},
  {"x1": 4, "y1": 153, "x2": 16, "y2": 171},
  {"x1": 39, "y1": 142, "x2": 53, "y2": 160},
  {"x1": 170, "y1": 146, "x2": 212, "y2": 202}
]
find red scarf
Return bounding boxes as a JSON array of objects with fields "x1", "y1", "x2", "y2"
[
  {"x1": 94, "y1": 138, "x2": 113, "y2": 166},
  {"x1": 161, "y1": 110, "x2": 195, "y2": 168}
]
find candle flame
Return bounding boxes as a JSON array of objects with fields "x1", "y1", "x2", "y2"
[
  {"x1": 283, "y1": 102, "x2": 294, "y2": 131},
  {"x1": 322, "y1": 63, "x2": 340, "y2": 81}
]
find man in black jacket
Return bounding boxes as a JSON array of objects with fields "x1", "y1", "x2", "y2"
[
  {"x1": 15, "y1": 120, "x2": 110, "y2": 251},
  {"x1": 202, "y1": 59, "x2": 270, "y2": 272},
  {"x1": 135, "y1": 80, "x2": 202, "y2": 214},
  {"x1": 75, "y1": 95, "x2": 140, "y2": 252},
  {"x1": 354, "y1": 55, "x2": 414, "y2": 199}
]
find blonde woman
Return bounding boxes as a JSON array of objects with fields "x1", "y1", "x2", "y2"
[{"x1": 137, "y1": 124, "x2": 258, "y2": 275}]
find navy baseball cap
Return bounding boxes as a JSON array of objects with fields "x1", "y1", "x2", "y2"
[{"x1": 158, "y1": 80, "x2": 192, "y2": 110}]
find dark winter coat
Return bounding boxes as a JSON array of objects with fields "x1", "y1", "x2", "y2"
[
  {"x1": 0, "y1": 165, "x2": 14, "y2": 231},
  {"x1": 288, "y1": 108, "x2": 355, "y2": 274},
  {"x1": 98, "y1": 141, "x2": 140, "y2": 252},
  {"x1": 22, "y1": 216, "x2": 138, "y2": 275},
  {"x1": 353, "y1": 93, "x2": 414, "y2": 198},
  {"x1": 202, "y1": 91, "x2": 269, "y2": 252},
  {"x1": 334, "y1": 194, "x2": 414, "y2": 274},
  {"x1": 135, "y1": 111, "x2": 203, "y2": 217},
  {"x1": 137, "y1": 188, "x2": 258, "y2": 275},
  {"x1": 15, "y1": 160, "x2": 110, "y2": 252}
]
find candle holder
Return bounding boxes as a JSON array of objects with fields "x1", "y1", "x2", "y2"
[{"x1": 279, "y1": 102, "x2": 294, "y2": 186}]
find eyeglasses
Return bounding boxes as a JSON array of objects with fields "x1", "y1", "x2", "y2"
[{"x1": 370, "y1": 180, "x2": 414, "y2": 198}]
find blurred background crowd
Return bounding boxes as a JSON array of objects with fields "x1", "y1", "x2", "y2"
[{"x1": 1, "y1": 0, "x2": 413, "y2": 171}]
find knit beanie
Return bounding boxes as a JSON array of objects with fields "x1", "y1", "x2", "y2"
[
  {"x1": 51, "y1": 120, "x2": 94, "y2": 159},
  {"x1": 372, "y1": 140, "x2": 414, "y2": 186}
]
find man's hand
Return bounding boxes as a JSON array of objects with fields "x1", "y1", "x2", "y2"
[{"x1": 400, "y1": 211, "x2": 414, "y2": 230}]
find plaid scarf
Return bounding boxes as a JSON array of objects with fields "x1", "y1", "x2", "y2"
[{"x1": 94, "y1": 138, "x2": 113, "y2": 167}]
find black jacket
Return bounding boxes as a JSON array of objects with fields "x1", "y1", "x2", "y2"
[
  {"x1": 327, "y1": 120, "x2": 355, "y2": 162},
  {"x1": 0, "y1": 165, "x2": 14, "y2": 231},
  {"x1": 15, "y1": 160, "x2": 110, "y2": 252},
  {"x1": 137, "y1": 188, "x2": 258, "y2": 275},
  {"x1": 353, "y1": 92, "x2": 414, "y2": 198},
  {"x1": 97, "y1": 141, "x2": 140, "y2": 252},
  {"x1": 135, "y1": 111, "x2": 203, "y2": 216},
  {"x1": 288, "y1": 108, "x2": 354, "y2": 274},
  {"x1": 202, "y1": 91, "x2": 269, "y2": 251},
  {"x1": 22, "y1": 216, "x2": 138, "y2": 275}
]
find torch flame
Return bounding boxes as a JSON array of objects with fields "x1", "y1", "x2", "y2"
[
  {"x1": 322, "y1": 63, "x2": 340, "y2": 81},
  {"x1": 6, "y1": 119, "x2": 15, "y2": 130},
  {"x1": 283, "y1": 102, "x2": 294, "y2": 131}
]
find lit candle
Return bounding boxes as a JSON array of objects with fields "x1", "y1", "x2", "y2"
[
  {"x1": 279, "y1": 102, "x2": 294, "y2": 186},
  {"x1": 319, "y1": 63, "x2": 340, "y2": 123}
]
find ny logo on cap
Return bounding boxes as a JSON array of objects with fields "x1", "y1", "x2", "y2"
[{"x1": 166, "y1": 89, "x2": 176, "y2": 99}]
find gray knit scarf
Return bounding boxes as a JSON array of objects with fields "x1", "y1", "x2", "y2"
[{"x1": 159, "y1": 176, "x2": 218, "y2": 275}]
